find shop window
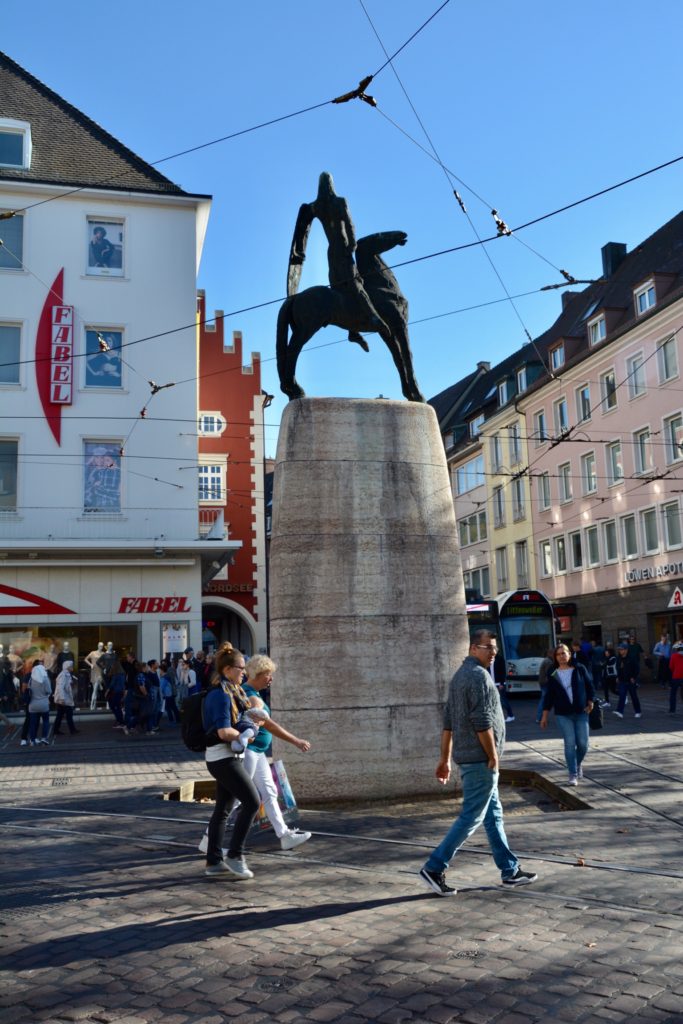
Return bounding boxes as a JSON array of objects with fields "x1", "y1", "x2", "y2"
[
  {"x1": 83, "y1": 441, "x2": 122, "y2": 513},
  {"x1": 0, "y1": 439, "x2": 18, "y2": 511},
  {"x1": 0, "y1": 324, "x2": 20, "y2": 384},
  {"x1": 84, "y1": 329, "x2": 123, "y2": 389}
]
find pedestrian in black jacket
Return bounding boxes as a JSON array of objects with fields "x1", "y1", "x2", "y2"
[
  {"x1": 540, "y1": 643, "x2": 594, "y2": 786},
  {"x1": 613, "y1": 642, "x2": 642, "y2": 719}
]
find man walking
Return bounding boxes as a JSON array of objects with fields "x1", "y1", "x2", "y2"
[{"x1": 420, "y1": 630, "x2": 538, "y2": 896}]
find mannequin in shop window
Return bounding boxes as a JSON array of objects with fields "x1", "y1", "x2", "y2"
[
  {"x1": 7, "y1": 644, "x2": 23, "y2": 676},
  {"x1": 85, "y1": 642, "x2": 105, "y2": 709},
  {"x1": 97, "y1": 642, "x2": 117, "y2": 691},
  {"x1": 43, "y1": 643, "x2": 58, "y2": 680},
  {"x1": 0, "y1": 647, "x2": 15, "y2": 714},
  {"x1": 56, "y1": 642, "x2": 73, "y2": 674}
]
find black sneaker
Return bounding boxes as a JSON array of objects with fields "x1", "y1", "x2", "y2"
[
  {"x1": 502, "y1": 867, "x2": 538, "y2": 886},
  {"x1": 419, "y1": 867, "x2": 456, "y2": 896}
]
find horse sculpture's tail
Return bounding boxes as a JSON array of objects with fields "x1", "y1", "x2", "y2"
[{"x1": 276, "y1": 297, "x2": 293, "y2": 395}]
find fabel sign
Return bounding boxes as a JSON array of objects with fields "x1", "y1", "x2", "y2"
[
  {"x1": 50, "y1": 305, "x2": 74, "y2": 404},
  {"x1": 118, "y1": 596, "x2": 191, "y2": 614}
]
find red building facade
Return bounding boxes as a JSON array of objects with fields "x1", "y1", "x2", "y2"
[{"x1": 197, "y1": 290, "x2": 268, "y2": 654}]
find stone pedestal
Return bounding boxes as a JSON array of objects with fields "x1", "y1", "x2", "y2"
[{"x1": 269, "y1": 398, "x2": 467, "y2": 801}]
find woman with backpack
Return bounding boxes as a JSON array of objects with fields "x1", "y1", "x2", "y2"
[
  {"x1": 202, "y1": 646, "x2": 261, "y2": 880},
  {"x1": 540, "y1": 643, "x2": 595, "y2": 786}
]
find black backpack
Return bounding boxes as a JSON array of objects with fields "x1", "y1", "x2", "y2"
[{"x1": 180, "y1": 691, "x2": 216, "y2": 752}]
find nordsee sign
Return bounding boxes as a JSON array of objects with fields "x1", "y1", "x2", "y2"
[{"x1": 624, "y1": 560, "x2": 683, "y2": 584}]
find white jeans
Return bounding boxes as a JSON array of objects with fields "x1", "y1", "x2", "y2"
[{"x1": 243, "y1": 748, "x2": 287, "y2": 838}]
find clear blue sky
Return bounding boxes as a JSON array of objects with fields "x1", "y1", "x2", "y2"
[{"x1": 5, "y1": 1, "x2": 683, "y2": 455}]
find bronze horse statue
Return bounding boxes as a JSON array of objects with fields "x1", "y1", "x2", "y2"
[{"x1": 276, "y1": 230, "x2": 424, "y2": 402}]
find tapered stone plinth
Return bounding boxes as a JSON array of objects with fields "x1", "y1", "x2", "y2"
[{"x1": 270, "y1": 398, "x2": 467, "y2": 800}]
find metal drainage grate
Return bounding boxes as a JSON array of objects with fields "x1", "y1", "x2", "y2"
[
  {"x1": 51, "y1": 777, "x2": 71, "y2": 786},
  {"x1": 255, "y1": 976, "x2": 297, "y2": 993},
  {"x1": 453, "y1": 949, "x2": 482, "y2": 960}
]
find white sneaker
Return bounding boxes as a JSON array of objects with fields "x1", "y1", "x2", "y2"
[
  {"x1": 567, "y1": 774, "x2": 578, "y2": 786},
  {"x1": 38, "y1": 738, "x2": 49, "y2": 745},
  {"x1": 20, "y1": 739, "x2": 27, "y2": 746},
  {"x1": 224, "y1": 856, "x2": 253, "y2": 879},
  {"x1": 280, "y1": 829, "x2": 312, "y2": 851},
  {"x1": 635, "y1": 713, "x2": 642, "y2": 718}
]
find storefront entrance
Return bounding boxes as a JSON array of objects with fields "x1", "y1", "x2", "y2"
[{"x1": 201, "y1": 602, "x2": 255, "y2": 655}]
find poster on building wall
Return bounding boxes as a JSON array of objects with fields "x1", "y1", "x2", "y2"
[
  {"x1": 87, "y1": 220, "x2": 124, "y2": 276},
  {"x1": 162, "y1": 622, "x2": 188, "y2": 654},
  {"x1": 83, "y1": 442, "x2": 121, "y2": 512},
  {"x1": 85, "y1": 330, "x2": 123, "y2": 388}
]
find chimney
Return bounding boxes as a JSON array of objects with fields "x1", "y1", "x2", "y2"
[
  {"x1": 476, "y1": 361, "x2": 490, "y2": 372},
  {"x1": 561, "y1": 291, "x2": 578, "y2": 311},
  {"x1": 601, "y1": 241, "x2": 627, "y2": 278}
]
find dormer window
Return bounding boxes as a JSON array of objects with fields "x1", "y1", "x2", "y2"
[
  {"x1": 588, "y1": 315, "x2": 606, "y2": 346},
  {"x1": 635, "y1": 280, "x2": 656, "y2": 315},
  {"x1": 516, "y1": 366, "x2": 527, "y2": 393},
  {"x1": 0, "y1": 119, "x2": 32, "y2": 169},
  {"x1": 497, "y1": 380, "x2": 510, "y2": 406},
  {"x1": 469, "y1": 413, "x2": 485, "y2": 438},
  {"x1": 550, "y1": 343, "x2": 565, "y2": 370}
]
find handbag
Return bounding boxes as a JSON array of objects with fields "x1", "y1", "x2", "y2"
[{"x1": 589, "y1": 702, "x2": 603, "y2": 730}]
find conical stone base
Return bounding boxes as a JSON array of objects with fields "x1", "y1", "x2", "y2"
[{"x1": 270, "y1": 398, "x2": 468, "y2": 801}]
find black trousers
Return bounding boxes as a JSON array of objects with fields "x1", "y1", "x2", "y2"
[{"x1": 206, "y1": 756, "x2": 260, "y2": 864}]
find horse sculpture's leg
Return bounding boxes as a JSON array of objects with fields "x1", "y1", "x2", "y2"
[
  {"x1": 284, "y1": 326, "x2": 313, "y2": 400},
  {"x1": 385, "y1": 321, "x2": 424, "y2": 403}
]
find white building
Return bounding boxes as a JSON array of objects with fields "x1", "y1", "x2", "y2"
[{"x1": 0, "y1": 51, "x2": 239, "y2": 667}]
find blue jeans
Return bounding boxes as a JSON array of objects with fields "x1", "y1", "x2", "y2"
[
  {"x1": 29, "y1": 711, "x2": 50, "y2": 742},
  {"x1": 424, "y1": 762, "x2": 518, "y2": 879},
  {"x1": 669, "y1": 679, "x2": 683, "y2": 712},
  {"x1": 555, "y1": 713, "x2": 589, "y2": 776}
]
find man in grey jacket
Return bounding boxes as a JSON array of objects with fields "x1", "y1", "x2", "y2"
[{"x1": 420, "y1": 630, "x2": 538, "y2": 896}]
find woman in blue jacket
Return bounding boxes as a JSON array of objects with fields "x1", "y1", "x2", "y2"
[{"x1": 540, "y1": 643, "x2": 595, "y2": 786}]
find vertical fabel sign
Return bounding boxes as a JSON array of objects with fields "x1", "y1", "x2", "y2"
[
  {"x1": 50, "y1": 305, "x2": 74, "y2": 404},
  {"x1": 36, "y1": 268, "x2": 72, "y2": 444}
]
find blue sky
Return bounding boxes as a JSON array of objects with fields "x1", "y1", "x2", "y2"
[{"x1": 5, "y1": 1, "x2": 683, "y2": 455}]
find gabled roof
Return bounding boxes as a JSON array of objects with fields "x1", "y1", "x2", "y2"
[
  {"x1": 0, "y1": 51, "x2": 191, "y2": 196},
  {"x1": 428, "y1": 367, "x2": 481, "y2": 427}
]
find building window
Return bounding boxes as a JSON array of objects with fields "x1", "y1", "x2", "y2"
[
  {"x1": 493, "y1": 485, "x2": 505, "y2": 528},
  {"x1": 569, "y1": 531, "x2": 583, "y2": 570},
  {"x1": 464, "y1": 566, "x2": 491, "y2": 598},
  {"x1": 588, "y1": 316, "x2": 606, "y2": 346},
  {"x1": 576, "y1": 384, "x2": 591, "y2": 423},
  {"x1": 606, "y1": 441, "x2": 624, "y2": 484},
  {"x1": 0, "y1": 119, "x2": 32, "y2": 169},
  {"x1": 0, "y1": 324, "x2": 20, "y2": 384},
  {"x1": 84, "y1": 329, "x2": 123, "y2": 389},
  {"x1": 198, "y1": 412, "x2": 227, "y2": 437},
  {"x1": 0, "y1": 211, "x2": 23, "y2": 270},
  {"x1": 83, "y1": 441, "x2": 122, "y2": 513},
  {"x1": 497, "y1": 380, "x2": 510, "y2": 406},
  {"x1": 558, "y1": 462, "x2": 572, "y2": 503},
  {"x1": 554, "y1": 536, "x2": 567, "y2": 573},
  {"x1": 468, "y1": 413, "x2": 485, "y2": 438},
  {"x1": 512, "y1": 478, "x2": 525, "y2": 521},
  {"x1": 554, "y1": 397, "x2": 568, "y2": 434},
  {"x1": 538, "y1": 471, "x2": 551, "y2": 510},
  {"x1": 0, "y1": 439, "x2": 18, "y2": 511},
  {"x1": 540, "y1": 540, "x2": 552, "y2": 577},
  {"x1": 633, "y1": 428, "x2": 651, "y2": 475},
  {"x1": 508, "y1": 422, "x2": 521, "y2": 465},
  {"x1": 663, "y1": 501, "x2": 683, "y2": 549},
  {"x1": 600, "y1": 370, "x2": 617, "y2": 411},
  {"x1": 581, "y1": 452, "x2": 596, "y2": 494},
  {"x1": 533, "y1": 410, "x2": 547, "y2": 445},
  {"x1": 585, "y1": 525, "x2": 600, "y2": 566},
  {"x1": 87, "y1": 218, "x2": 124, "y2": 277},
  {"x1": 657, "y1": 336, "x2": 678, "y2": 383},
  {"x1": 515, "y1": 540, "x2": 529, "y2": 588},
  {"x1": 641, "y1": 508, "x2": 659, "y2": 554},
  {"x1": 550, "y1": 343, "x2": 565, "y2": 370},
  {"x1": 490, "y1": 433, "x2": 503, "y2": 472},
  {"x1": 627, "y1": 353, "x2": 646, "y2": 398},
  {"x1": 455, "y1": 454, "x2": 485, "y2": 495},
  {"x1": 621, "y1": 514, "x2": 638, "y2": 558},
  {"x1": 603, "y1": 520, "x2": 618, "y2": 562},
  {"x1": 198, "y1": 463, "x2": 225, "y2": 502},
  {"x1": 458, "y1": 510, "x2": 487, "y2": 547},
  {"x1": 664, "y1": 414, "x2": 683, "y2": 464},
  {"x1": 635, "y1": 281, "x2": 656, "y2": 315},
  {"x1": 516, "y1": 367, "x2": 527, "y2": 393},
  {"x1": 495, "y1": 547, "x2": 509, "y2": 592}
]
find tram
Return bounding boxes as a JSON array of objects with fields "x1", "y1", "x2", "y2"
[{"x1": 466, "y1": 589, "x2": 556, "y2": 694}]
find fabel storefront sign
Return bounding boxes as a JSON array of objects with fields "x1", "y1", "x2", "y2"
[
  {"x1": 624, "y1": 560, "x2": 683, "y2": 584},
  {"x1": 50, "y1": 305, "x2": 74, "y2": 404},
  {"x1": 118, "y1": 596, "x2": 191, "y2": 614}
]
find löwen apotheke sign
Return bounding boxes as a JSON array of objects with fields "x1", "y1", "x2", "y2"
[
  {"x1": 624, "y1": 560, "x2": 683, "y2": 584},
  {"x1": 118, "y1": 597, "x2": 191, "y2": 614}
]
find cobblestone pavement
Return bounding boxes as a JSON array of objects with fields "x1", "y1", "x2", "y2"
[{"x1": 1, "y1": 685, "x2": 682, "y2": 1024}]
